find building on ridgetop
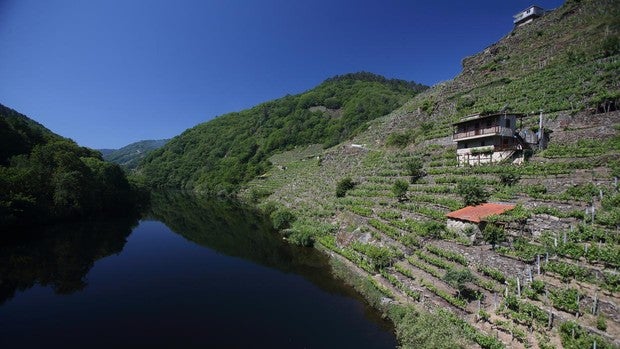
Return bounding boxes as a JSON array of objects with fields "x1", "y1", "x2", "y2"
[{"x1": 513, "y1": 5, "x2": 545, "y2": 26}]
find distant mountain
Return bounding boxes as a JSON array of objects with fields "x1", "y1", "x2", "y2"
[
  {"x1": 101, "y1": 139, "x2": 168, "y2": 170},
  {"x1": 98, "y1": 148, "x2": 116, "y2": 157},
  {"x1": 137, "y1": 72, "x2": 428, "y2": 193},
  {"x1": 0, "y1": 103, "x2": 142, "y2": 231}
]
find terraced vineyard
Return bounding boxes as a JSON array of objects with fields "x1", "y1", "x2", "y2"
[
  {"x1": 244, "y1": 109, "x2": 619, "y2": 348},
  {"x1": 240, "y1": 1, "x2": 619, "y2": 347}
]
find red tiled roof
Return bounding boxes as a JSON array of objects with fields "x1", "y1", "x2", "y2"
[{"x1": 446, "y1": 203, "x2": 516, "y2": 223}]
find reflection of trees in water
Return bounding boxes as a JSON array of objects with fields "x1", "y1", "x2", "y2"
[
  {"x1": 149, "y1": 190, "x2": 323, "y2": 271},
  {"x1": 149, "y1": 191, "x2": 360, "y2": 297},
  {"x1": 0, "y1": 215, "x2": 140, "y2": 305}
]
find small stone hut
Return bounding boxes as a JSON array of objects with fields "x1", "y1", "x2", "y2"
[{"x1": 446, "y1": 203, "x2": 515, "y2": 241}]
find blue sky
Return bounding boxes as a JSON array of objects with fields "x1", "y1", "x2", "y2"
[{"x1": 0, "y1": 0, "x2": 564, "y2": 149}]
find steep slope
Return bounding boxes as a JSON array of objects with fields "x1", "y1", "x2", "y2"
[
  {"x1": 137, "y1": 72, "x2": 427, "y2": 193},
  {"x1": 243, "y1": 1, "x2": 620, "y2": 348},
  {"x1": 101, "y1": 139, "x2": 168, "y2": 170},
  {"x1": 0, "y1": 103, "x2": 59, "y2": 166},
  {"x1": 372, "y1": 0, "x2": 620, "y2": 145},
  {"x1": 0, "y1": 104, "x2": 142, "y2": 233}
]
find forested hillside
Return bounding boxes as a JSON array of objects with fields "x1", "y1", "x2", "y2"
[
  {"x1": 0, "y1": 104, "x2": 143, "y2": 232},
  {"x1": 101, "y1": 139, "x2": 168, "y2": 170},
  {"x1": 138, "y1": 72, "x2": 427, "y2": 193}
]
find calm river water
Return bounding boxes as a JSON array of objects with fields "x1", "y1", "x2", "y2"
[{"x1": 0, "y1": 192, "x2": 395, "y2": 348}]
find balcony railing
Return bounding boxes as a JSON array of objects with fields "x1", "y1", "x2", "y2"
[{"x1": 452, "y1": 126, "x2": 513, "y2": 140}]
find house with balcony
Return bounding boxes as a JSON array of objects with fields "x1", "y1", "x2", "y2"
[
  {"x1": 513, "y1": 5, "x2": 545, "y2": 26},
  {"x1": 453, "y1": 112, "x2": 525, "y2": 166}
]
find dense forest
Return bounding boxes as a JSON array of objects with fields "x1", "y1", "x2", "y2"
[
  {"x1": 138, "y1": 72, "x2": 427, "y2": 193},
  {"x1": 0, "y1": 104, "x2": 144, "y2": 232}
]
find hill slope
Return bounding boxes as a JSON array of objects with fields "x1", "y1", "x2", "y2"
[
  {"x1": 137, "y1": 72, "x2": 427, "y2": 193},
  {"x1": 101, "y1": 139, "x2": 168, "y2": 170},
  {"x1": 242, "y1": 1, "x2": 620, "y2": 348},
  {"x1": 0, "y1": 104, "x2": 142, "y2": 233}
]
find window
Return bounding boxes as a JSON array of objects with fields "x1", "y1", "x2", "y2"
[{"x1": 505, "y1": 119, "x2": 511, "y2": 128}]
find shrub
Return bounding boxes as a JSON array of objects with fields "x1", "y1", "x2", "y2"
[
  {"x1": 526, "y1": 184, "x2": 547, "y2": 196},
  {"x1": 285, "y1": 227, "x2": 315, "y2": 246},
  {"x1": 478, "y1": 265, "x2": 506, "y2": 283},
  {"x1": 478, "y1": 309, "x2": 490, "y2": 322},
  {"x1": 530, "y1": 280, "x2": 545, "y2": 294},
  {"x1": 391, "y1": 307, "x2": 469, "y2": 349},
  {"x1": 270, "y1": 208, "x2": 296, "y2": 230},
  {"x1": 249, "y1": 187, "x2": 272, "y2": 203},
  {"x1": 393, "y1": 179, "x2": 409, "y2": 201},
  {"x1": 386, "y1": 132, "x2": 412, "y2": 147},
  {"x1": 336, "y1": 176, "x2": 355, "y2": 197},
  {"x1": 405, "y1": 157, "x2": 425, "y2": 183},
  {"x1": 601, "y1": 35, "x2": 620, "y2": 57},
  {"x1": 352, "y1": 242, "x2": 397, "y2": 271},
  {"x1": 456, "y1": 95, "x2": 475, "y2": 111},
  {"x1": 499, "y1": 173, "x2": 520, "y2": 186},
  {"x1": 261, "y1": 201, "x2": 280, "y2": 215},
  {"x1": 550, "y1": 288, "x2": 580, "y2": 314},
  {"x1": 482, "y1": 223, "x2": 505, "y2": 249},
  {"x1": 597, "y1": 314, "x2": 607, "y2": 332},
  {"x1": 456, "y1": 179, "x2": 488, "y2": 206},
  {"x1": 444, "y1": 268, "x2": 475, "y2": 297}
]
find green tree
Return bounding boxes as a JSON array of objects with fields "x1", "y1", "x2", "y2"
[
  {"x1": 270, "y1": 208, "x2": 296, "y2": 230},
  {"x1": 482, "y1": 223, "x2": 505, "y2": 249},
  {"x1": 336, "y1": 177, "x2": 355, "y2": 197},
  {"x1": 456, "y1": 179, "x2": 488, "y2": 206},
  {"x1": 405, "y1": 157, "x2": 425, "y2": 183},
  {"x1": 393, "y1": 179, "x2": 409, "y2": 201},
  {"x1": 443, "y1": 268, "x2": 475, "y2": 298}
]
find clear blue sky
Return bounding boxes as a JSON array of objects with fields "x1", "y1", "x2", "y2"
[{"x1": 0, "y1": 0, "x2": 564, "y2": 149}]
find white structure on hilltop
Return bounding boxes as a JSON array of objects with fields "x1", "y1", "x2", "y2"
[{"x1": 513, "y1": 5, "x2": 545, "y2": 26}]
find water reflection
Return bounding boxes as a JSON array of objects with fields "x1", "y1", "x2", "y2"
[
  {"x1": 0, "y1": 192, "x2": 395, "y2": 348},
  {"x1": 148, "y1": 191, "x2": 371, "y2": 298},
  {"x1": 0, "y1": 215, "x2": 140, "y2": 305}
]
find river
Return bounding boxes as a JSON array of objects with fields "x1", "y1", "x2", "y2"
[{"x1": 0, "y1": 192, "x2": 396, "y2": 348}]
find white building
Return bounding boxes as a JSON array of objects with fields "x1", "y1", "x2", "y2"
[{"x1": 513, "y1": 5, "x2": 545, "y2": 26}]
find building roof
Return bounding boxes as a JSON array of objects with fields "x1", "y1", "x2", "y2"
[
  {"x1": 446, "y1": 203, "x2": 516, "y2": 223},
  {"x1": 514, "y1": 5, "x2": 544, "y2": 15},
  {"x1": 452, "y1": 113, "x2": 525, "y2": 126}
]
